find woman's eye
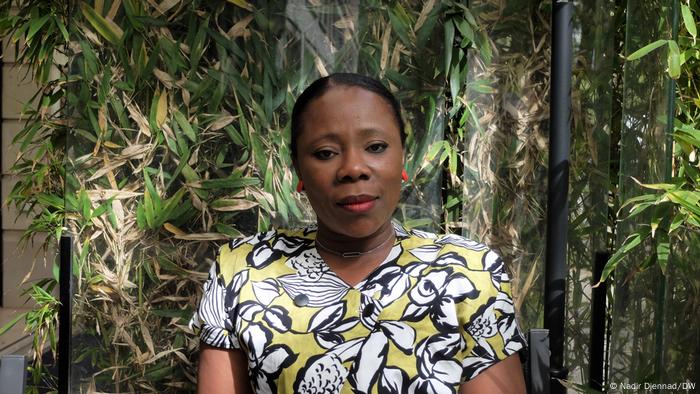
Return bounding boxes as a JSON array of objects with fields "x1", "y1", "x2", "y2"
[
  {"x1": 313, "y1": 150, "x2": 336, "y2": 160},
  {"x1": 367, "y1": 143, "x2": 388, "y2": 153}
]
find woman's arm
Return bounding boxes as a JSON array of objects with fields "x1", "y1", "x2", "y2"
[
  {"x1": 197, "y1": 344, "x2": 253, "y2": 394},
  {"x1": 459, "y1": 353, "x2": 526, "y2": 394}
]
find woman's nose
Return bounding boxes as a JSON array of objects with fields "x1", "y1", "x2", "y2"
[{"x1": 336, "y1": 149, "x2": 370, "y2": 182}]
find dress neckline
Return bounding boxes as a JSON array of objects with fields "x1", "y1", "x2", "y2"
[{"x1": 309, "y1": 221, "x2": 408, "y2": 290}]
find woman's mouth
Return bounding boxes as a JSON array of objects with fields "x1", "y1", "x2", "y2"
[{"x1": 337, "y1": 195, "x2": 377, "y2": 213}]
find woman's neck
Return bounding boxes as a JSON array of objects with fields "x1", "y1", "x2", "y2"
[{"x1": 315, "y1": 220, "x2": 395, "y2": 257}]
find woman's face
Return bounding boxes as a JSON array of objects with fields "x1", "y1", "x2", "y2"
[{"x1": 294, "y1": 85, "x2": 404, "y2": 239}]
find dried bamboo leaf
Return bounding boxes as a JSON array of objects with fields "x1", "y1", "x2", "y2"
[
  {"x1": 87, "y1": 189, "x2": 143, "y2": 200},
  {"x1": 125, "y1": 99, "x2": 152, "y2": 137},
  {"x1": 414, "y1": 0, "x2": 436, "y2": 32},
  {"x1": 103, "y1": 141, "x2": 121, "y2": 148},
  {"x1": 163, "y1": 222, "x2": 187, "y2": 235},
  {"x1": 121, "y1": 144, "x2": 154, "y2": 159},
  {"x1": 156, "y1": 91, "x2": 168, "y2": 127},
  {"x1": 139, "y1": 318, "x2": 156, "y2": 356},
  {"x1": 334, "y1": 17, "x2": 355, "y2": 31},
  {"x1": 144, "y1": 347, "x2": 185, "y2": 365},
  {"x1": 314, "y1": 56, "x2": 328, "y2": 77},
  {"x1": 380, "y1": 24, "x2": 392, "y2": 72},
  {"x1": 212, "y1": 198, "x2": 258, "y2": 211},
  {"x1": 153, "y1": 68, "x2": 176, "y2": 88},
  {"x1": 227, "y1": 15, "x2": 254, "y2": 38},
  {"x1": 174, "y1": 233, "x2": 229, "y2": 241},
  {"x1": 106, "y1": 0, "x2": 121, "y2": 20},
  {"x1": 209, "y1": 115, "x2": 237, "y2": 131}
]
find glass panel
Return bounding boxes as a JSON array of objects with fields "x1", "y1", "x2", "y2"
[
  {"x1": 663, "y1": 230, "x2": 700, "y2": 384},
  {"x1": 608, "y1": 0, "x2": 674, "y2": 386},
  {"x1": 464, "y1": 0, "x2": 550, "y2": 335},
  {"x1": 565, "y1": 0, "x2": 618, "y2": 385}
]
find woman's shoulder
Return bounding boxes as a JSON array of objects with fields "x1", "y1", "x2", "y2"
[
  {"x1": 215, "y1": 226, "x2": 317, "y2": 272},
  {"x1": 219, "y1": 226, "x2": 315, "y2": 250},
  {"x1": 400, "y1": 225, "x2": 506, "y2": 279}
]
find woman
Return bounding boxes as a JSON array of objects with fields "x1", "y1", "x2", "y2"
[{"x1": 191, "y1": 73, "x2": 526, "y2": 394}]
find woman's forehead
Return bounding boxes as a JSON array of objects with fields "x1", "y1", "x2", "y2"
[{"x1": 300, "y1": 88, "x2": 399, "y2": 137}]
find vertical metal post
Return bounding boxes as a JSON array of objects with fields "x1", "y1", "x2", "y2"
[
  {"x1": 589, "y1": 251, "x2": 609, "y2": 390},
  {"x1": 59, "y1": 235, "x2": 73, "y2": 394},
  {"x1": 545, "y1": 1, "x2": 573, "y2": 393},
  {"x1": 0, "y1": 36, "x2": 5, "y2": 308},
  {"x1": 0, "y1": 355, "x2": 27, "y2": 393},
  {"x1": 528, "y1": 329, "x2": 551, "y2": 394}
]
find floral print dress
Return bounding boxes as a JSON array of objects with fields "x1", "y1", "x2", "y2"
[{"x1": 190, "y1": 222, "x2": 526, "y2": 394}]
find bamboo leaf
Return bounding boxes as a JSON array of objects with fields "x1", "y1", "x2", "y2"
[
  {"x1": 209, "y1": 115, "x2": 237, "y2": 131},
  {"x1": 668, "y1": 39, "x2": 681, "y2": 78},
  {"x1": 156, "y1": 91, "x2": 168, "y2": 128},
  {"x1": 631, "y1": 177, "x2": 676, "y2": 191},
  {"x1": 426, "y1": 141, "x2": 444, "y2": 161},
  {"x1": 388, "y1": 4, "x2": 411, "y2": 46},
  {"x1": 626, "y1": 39, "x2": 667, "y2": 60},
  {"x1": 681, "y1": 4, "x2": 697, "y2": 40},
  {"x1": 174, "y1": 233, "x2": 229, "y2": 241},
  {"x1": 163, "y1": 222, "x2": 186, "y2": 236},
  {"x1": 0, "y1": 312, "x2": 27, "y2": 336},
  {"x1": 80, "y1": 3, "x2": 123, "y2": 46},
  {"x1": 443, "y1": 19, "x2": 454, "y2": 73},
  {"x1": 143, "y1": 190, "x2": 154, "y2": 229},
  {"x1": 211, "y1": 198, "x2": 259, "y2": 212},
  {"x1": 226, "y1": 0, "x2": 253, "y2": 11},
  {"x1": 215, "y1": 223, "x2": 242, "y2": 238},
  {"x1": 655, "y1": 232, "x2": 670, "y2": 274},
  {"x1": 448, "y1": 145, "x2": 457, "y2": 175},
  {"x1": 26, "y1": 15, "x2": 49, "y2": 42},
  {"x1": 599, "y1": 229, "x2": 649, "y2": 284},
  {"x1": 199, "y1": 176, "x2": 259, "y2": 190},
  {"x1": 173, "y1": 110, "x2": 196, "y2": 142},
  {"x1": 414, "y1": 0, "x2": 436, "y2": 32}
]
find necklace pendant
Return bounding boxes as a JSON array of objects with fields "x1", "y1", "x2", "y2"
[{"x1": 341, "y1": 251, "x2": 362, "y2": 258}]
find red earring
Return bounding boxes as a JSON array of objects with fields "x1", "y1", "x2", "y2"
[
  {"x1": 296, "y1": 180, "x2": 304, "y2": 192},
  {"x1": 401, "y1": 169, "x2": 408, "y2": 182}
]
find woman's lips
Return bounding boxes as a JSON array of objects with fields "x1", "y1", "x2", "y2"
[{"x1": 337, "y1": 195, "x2": 377, "y2": 213}]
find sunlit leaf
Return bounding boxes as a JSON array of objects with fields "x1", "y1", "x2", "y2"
[
  {"x1": 668, "y1": 39, "x2": 681, "y2": 79},
  {"x1": 681, "y1": 4, "x2": 697, "y2": 40},
  {"x1": 626, "y1": 39, "x2": 667, "y2": 61},
  {"x1": 80, "y1": 3, "x2": 123, "y2": 46}
]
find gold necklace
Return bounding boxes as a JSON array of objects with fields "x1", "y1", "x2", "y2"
[{"x1": 315, "y1": 231, "x2": 395, "y2": 258}]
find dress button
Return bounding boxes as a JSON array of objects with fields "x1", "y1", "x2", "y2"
[
  {"x1": 293, "y1": 294, "x2": 309, "y2": 307},
  {"x1": 362, "y1": 304, "x2": 375, "y2": 318}
]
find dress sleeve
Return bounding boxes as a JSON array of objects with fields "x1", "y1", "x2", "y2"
[
  {"x1": 189, "y1": 241, "x2": 248, "y2": 350},
  {"x1": 458, "y1": 248, "x2": 526, "y2": 382}
]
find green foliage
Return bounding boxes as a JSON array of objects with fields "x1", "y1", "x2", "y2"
[{"x1": 602, "y1": 1, "x2": 700, "y2": 283}]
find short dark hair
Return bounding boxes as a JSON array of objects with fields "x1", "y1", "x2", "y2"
[{"x1": 290, "y1": 73, "x2": 406, "y2": 160}]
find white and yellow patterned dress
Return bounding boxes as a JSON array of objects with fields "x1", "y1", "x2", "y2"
[{"x1": 190, "y1": 222, "x2": 525, "y2": 394}]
